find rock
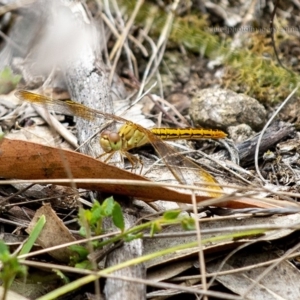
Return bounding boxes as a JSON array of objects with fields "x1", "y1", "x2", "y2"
[{"x1": 189, "y1": 88, "x2": 267, "y2": 131}]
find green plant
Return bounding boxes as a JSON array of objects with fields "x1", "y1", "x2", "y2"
[
  {"x1": 0, "y1": 67, "x2": 21, "y2": 94},
  {"x1": 0, "y1": 241, "x2": 27, "y2": 299}
]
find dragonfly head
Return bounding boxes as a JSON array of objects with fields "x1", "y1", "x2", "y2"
[{"x1": 100, "y1": 130, "x2": 123, "y2": 153}]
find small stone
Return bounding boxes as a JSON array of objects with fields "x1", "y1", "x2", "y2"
[
  {"x1": 189, "y1": 88, "x2": 267, "y2": 131},
  {"x1": 228, "y1": 124, "x2": 255, "y2": 144}
]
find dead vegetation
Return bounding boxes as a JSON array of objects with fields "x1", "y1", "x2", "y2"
[{"x1": 1, "y1": 1, "x2": 300, "y2": 299}]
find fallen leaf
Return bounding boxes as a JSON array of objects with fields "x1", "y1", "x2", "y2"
[
  {"x1": 0, "y1": 138, "x2": 291, "y2": 208},
  {"x1": 206, "y1": 247, "x2": 300, "y2": 299},
  {"x1": 144, "y1": 213, "x2": 300, "y2": 268},
  {"x1": 26, "y1": 204, "x2": 76, "y2": 262}
]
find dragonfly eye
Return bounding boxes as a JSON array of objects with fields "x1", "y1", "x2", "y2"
[
  {"x1": 107, "y1": 132, "x2": 120, "y2": 142},
  {"x1": 100, "y1": 131, "x2": 122, "y2": 152},
  {"x1": 100, "y1": 130, "x2": 111, "y2": 138}
]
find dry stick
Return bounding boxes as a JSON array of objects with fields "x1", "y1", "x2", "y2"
[
  {"x1": 24, "y1": 213, "x2": 290, "y2": 300},
  {"x1": 2, "y1": 178, "x2": 300, "y2": 207},
  {"x1": 3, "y1": 191, "x2": 88, "y2": 208},
  {"x1": 20, "y1": 247, "x2": 300, "y2": 299},
  {"x1": 143, "y1": 222, "x2": 300, "y2": 239},
  {"x1": 137, "y1": 17, "x2": 187, "y2": 127},
  {"x1": 254, "y1": 85, "x2": 299, "y2": 183},
  {"x1": 230, "y1": 0, "x2": 258, "y2": 49},
  {"x1": 152, "y1": 95, "x2": 190, "y2": 126},
  {"x1": 191, "y1": 191, "x2": 208, "y2": 300},
  {"x1": 108, "y1": 0, "x2": 144, "y2": 84},
  {"x1": 138, "y1": 30, "x2": 166, "y2": 98},
  {"x1": 0, "y1": 30, "x2": 24, "y2": 53},
  {"x1": 110, "y1": 0, "x2": 135, "y2": 75},
  {"x1": 134, "y1": 32, "x2": 184, "y2": 126},
  {"x1": 101, "y1": 274, "x2": 243, "y2": 300},
  {"x1": 237, "y1": 121, "x2": 295, "y2": 166},
  {"x1": 148, "y1": 87, "x2": 184, "y2": 127},
  {"x1": 21, "y1": 221, "x2": 300, "y2": 263},
  {"x1": 38, "y1": 68, "x2": 84, "y2": 194},
  {"x1": 137, "y1": 0, "x2": 180, "y2": 99},
  {"x1": 190, "y1": 149, "x2": 252, "y2": 185},
  {"x1": 32, "y1": 105, "x2": 78, "y2": 148},
  {"x1": 19, "y1": 231, "x2": 120, "y2": 261},
  {"x1": 102, "y1": 0, "x2": 115, "y2": 25},
  {"x1": 100, "y1": 11, "x2": 148, "y2": 62},
  {"x1": 117, "y1": 81, "x2": 157, "y2": 114}
]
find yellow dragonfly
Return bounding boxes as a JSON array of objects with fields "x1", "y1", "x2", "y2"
[{"x1": 15, "y1": 90, "x2": 227, "y2": 196}]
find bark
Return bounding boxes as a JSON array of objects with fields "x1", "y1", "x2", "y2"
[
  {"x1": 237, "y1": 121, "x2": 296, "y2": 166},
  {"x1": 60, "y1": 2, "x2": 146, "y2": 299}
]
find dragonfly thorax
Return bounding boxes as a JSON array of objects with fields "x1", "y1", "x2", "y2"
[{"x1": 119, "y1": 123, "x2": 149, "y2": 150}]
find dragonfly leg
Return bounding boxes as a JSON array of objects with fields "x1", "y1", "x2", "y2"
[
  {"x1": 96, "y1": 152, "x2": 116, "y2": 164},
  {"x1": 103, "y1": 153, "x2": 115, "y2": 164},
  {"x1": 122, "y1": 151, "x2": 143, "y2": 173},
  {"x1": 97, "y1": 151, "x2": 140, "y2": 173},
  {"x1": 96, "y1": 152, "x2": 110, "y2": 160}
]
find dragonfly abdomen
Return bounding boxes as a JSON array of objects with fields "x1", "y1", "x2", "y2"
[{"x1": 150, "y1": 128, "x2": 227, "y2": 140}]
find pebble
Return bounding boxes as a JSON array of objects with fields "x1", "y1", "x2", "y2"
[
  {"x1": 189, "y1": 88, "x2": 267, "y2": 131},
  {"x1": 227, "y1": 124, "x2": 255, "y2": 144}
]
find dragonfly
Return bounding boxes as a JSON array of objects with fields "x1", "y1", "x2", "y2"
[{"x1": 15, "y1": 90, "x2": 227, "y2": 196}]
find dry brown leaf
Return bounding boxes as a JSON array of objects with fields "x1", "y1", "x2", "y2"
[
  {"x1": 26, "y1": 203, "x2": 76, "y2": 262},
  {"x1": 147, "y1": 260, "x2": 194, "y2": 282},
  {"x1": 144, "y1": 213, "x2": 300, "y2": 269},
  {"x1": 0, "y1": 138, "x2": 287, "y2": 207},
  {"x1": 206, "y1": 248, "x2": 300, "y2": 299}
]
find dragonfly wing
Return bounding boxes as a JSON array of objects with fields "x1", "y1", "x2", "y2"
[
  {"x1": 135, "y1": 124, "x2": 223, "y2": 195},
  {"x1": 15, "y1": 90, "x2": 129, "y2": 124}
]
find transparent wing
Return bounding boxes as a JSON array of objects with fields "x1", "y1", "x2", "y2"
[{"x1": 15, "y1": 90, "x2": 127, "y2": 124}]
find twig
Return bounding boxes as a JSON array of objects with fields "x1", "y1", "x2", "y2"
[
  {"x1": 254, "y1": 85, "x2": 299, "y2": 183},
  {"x1": 108, "y1": 0, "x2": 144, "y2": 84},
  {"x1": 137, "y1": 0, "x2": 180, "y2": 98},
  {"x1": 191, "y1": 191, "x2": 208, "y2": 300}
]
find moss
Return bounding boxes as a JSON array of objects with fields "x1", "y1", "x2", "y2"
[{"x1": 119, "y1": 0, "x2": 300, "y2": 103}]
